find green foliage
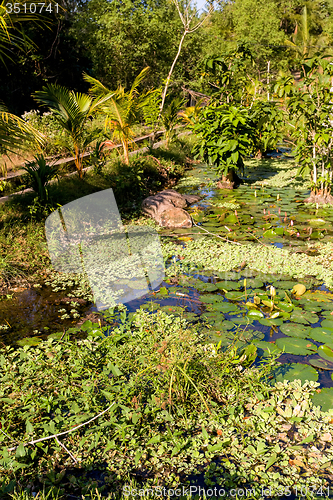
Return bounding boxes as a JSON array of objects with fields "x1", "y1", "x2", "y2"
[
  {"x1": 286, "y1": 57, "x2": 333, "y2": 195},
  {"x1": 0, "y1": 103, "x2": 44, "y2": 155},
  {"x1": 33, "y1": 84, "x2": 111, "y2": 179},
  {"x1": 250, "y1": 100, "x2": 285, "y2": 156},
  {"x1": 22, "y1": 154, "x2": 57, "y2": 202},
  {"x1": 192, "y1": 102, "x2": 255, "y2": 176},
  {"x1": 160, "y1": 96, "x2": 184, "y2": 148},
  {"x1": 84, "y1": 67, "x2": 151, "y2": 165},
  {"x1": 0, "y1": 310, "x2": 332, "y2": 496}
]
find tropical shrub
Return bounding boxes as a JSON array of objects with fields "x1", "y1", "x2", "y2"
[
  {"x1": 22, "y1": 154, "x2": 58, "y2": 202},
  {"x1": 192, "y1": 102, "x2": 256, "y2": 177},
  {"x1": 286, "y1": 57, "x2": 333, "y2": 203},
  {"x1": 33, "y1": 85, "x2": 111, "y2": 179},
  {"x1": 160, "y1": 96, "x2": 185, "y2": 148},
  {"x1": 84, "y1": 67, "x2": 152, "y2": 165},
  {"x1": 250, "y1": 100, "x2": 285, "y2": 158}
]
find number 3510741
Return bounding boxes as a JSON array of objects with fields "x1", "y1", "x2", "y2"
[{"x1": 6, "y1": 3, "x2": 59, "y2": 13}]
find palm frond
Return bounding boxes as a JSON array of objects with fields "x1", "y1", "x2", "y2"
[{"x1": 0, "y1": 103, "x2": 45, "y2": 153}]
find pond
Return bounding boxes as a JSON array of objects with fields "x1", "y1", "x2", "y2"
[{"x1": 2, "y1": 153, "x2": 333, "y2": 405}]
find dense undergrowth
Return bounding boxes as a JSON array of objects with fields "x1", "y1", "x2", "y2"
[
  {"x1": 0, "y1": 136, "x2": 193, "y2": 292},
  {"x1": 1, "y1": 309, "x2": 333, "y2": 499}
]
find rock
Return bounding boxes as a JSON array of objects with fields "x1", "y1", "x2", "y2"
[
  {"x1": 142, "y1": 189, "x2": 201, "y2": 227},
  {"x1": 160, "y1": 207, "x2": 192, "y2": 228}
]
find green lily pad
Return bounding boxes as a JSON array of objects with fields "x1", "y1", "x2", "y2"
[
  {"x1": 258, "y1": 317, "x2": 283, "y2": 326},
  {"x1": 246, "y1": 278, "x2": 264, "y2": 288},
  {"x1": 215, "y1": 281, "x2": 241, "y2": 291},
  {"x1": 311, "y1": 388, "x2": 333, "y2": 412},
  {"x1": 276, "y1": 281, "x2": 297, "y2": 290},
  {"x1": 17, "y1": 336, "x2": 42, "y2": 347},
  {"x1": 195, "y1": 281, "x2": 218, "y2": 292},
  {"x1": 277, "y1": 302, "x2": 293, "y2": 313},
  {"x1": 253, "y1": 340, "x2": 281, "y2": 356},
  {"x1": 207, "y1": 302, "x2": 240, "y2": 314},
  {"x1": 321, "y1": 319, "x2": 333, "y2": 329},
  {"x1": 289, "y1": 309, "x2": 319, "y2": 325},
  {"x1": 308, "y1": 328, "x2": 333, "y2": 344},
  {"x1": 318, "y1": 344, "x2": 333, "y2": 362},
  {"x1": 270, "y1": 363, "x2": 318, "y2": 383},
  {"x1": 224, "y1": 214, "x2": 238, "y2": 224},
  {"x1": 280, "y1": 323, "x2": 310, "y2": 338},
  {"x1": 238, "y1": 330, "x2": 264, "y2": 342},
  {"x1": 210, "y1": 320, "x2": 235, "y2": 331},
  {"x1": 308, "y1": 218, "x2": 326, "y2": 226},
  {"x1": 200, "y1": 294, "x2": 224, "y2": 303},
  {"x1": 225, "y1": 291, "x2": 245, "y2": 301},
  {"x1": 247, "y1": 310, "x2": 264, "y2": 319},
  {"x1": 160, "y1": 306, "x2": 185, "y2": 315},
  {"x1": 276, "y1": 337, "x2": 317, "y2": 355},
  {"x1": 47, "y1": 332, "x2": 63, "y2": 340},
  {"x1": 309, "y1": 358, "x2": 333, "y2": 371},
  {"x1": 303, "y1": 291, "x2": 333, "y2": 302},
  {"x1": 233, "y1": 317, "x2": 253, "y2": 325}
]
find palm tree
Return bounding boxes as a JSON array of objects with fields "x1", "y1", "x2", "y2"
[
  {"x1": 0, "y1": 1, "x2": 52, "y2": 159},
  {"x1": 0, "y1": 103, "x2": 44, "y2": 158},
  {"x1": 83, "y1": 67, "x2": 150, "y2": 165},
  {"x1": 33, "y1": 84, "x2": 113, "y2": 179},
  {"x1": 0, "y1": 0, "x2": 52, "y2": 64}
]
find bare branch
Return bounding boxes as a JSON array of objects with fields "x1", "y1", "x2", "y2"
[
  {"x1": 8, "y1": 402, "x2": 115, "y2": 452},
  {"x1": 55, "y1": 436, "x2": 78, "y2": 464}
]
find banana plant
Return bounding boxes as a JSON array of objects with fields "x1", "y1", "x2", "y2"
[
  {"x1": 33, "y1": 84, "x2": 112, "y2": 179},
  {"x1": 84, "y1": 67, "x2": 151, "y2": 165}
]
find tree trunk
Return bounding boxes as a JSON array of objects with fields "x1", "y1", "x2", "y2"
[{"x1": 158, "y1": 30, "x2": 187, "y2": 123}]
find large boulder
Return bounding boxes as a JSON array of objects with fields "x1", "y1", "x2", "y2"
[{"x1": 142, "y1": 189, "x2": 201, "y2": 227}]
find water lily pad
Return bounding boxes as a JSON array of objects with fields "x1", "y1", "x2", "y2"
[
  {"x1": 280, "y1": 323, "x2": 310, "y2": 338},
  {"x1": 225, "y1": 291, "x2": 245, "y2": 301},
  {"x1": 276, "y1": 302, "x2": 293, "y2": 313},
  {"x1": 200, "y1": 294, "x2": 224, "y2": 303},
  {"x1": 309, "y1": 358, "x2": 333, "y2": 371},
  {"x1": 238, "y1": 329, "x2": 264, "y2": 342},
  {"x1": 308, "y1": 218, "x2": 326, "y2": 226},
  {"x1": 292, "y1": 284, "x2": 306, "y2": 296},
  {"x1": 277, "y1": 281, "x2": 298, "y2": 290},
  {"x1": 289, "y1": 309, "x2": 319, "y2": 324},
  {"x1": 215, "y1": 281, "x2": 241, "y2": 291},
  {"x1": 270, "y1": 363, "x2": 318, "y2": 383},
  {"x1": 258, "y1": 317, "x2": 283, "y2": 326},
  {"x1": 321, "y1": 319, "x2": 333, "y2": 329},
  {"x1": 308, "y1": 328, "x2": 333, "y2": 344},
  {"x1": 303, "y1": 291, "x2": 333, "y2": 302},
  {"x1": 17, "y1": 336, "x2": 42, "y2": 346},
  {"x1": 246, "y1": 278, "x2": 264, "y2": 288},
  {"x1": 253, "y1": 340, "x2": 281, "y2": 356},
  {"x1": 207, "y1": 302, "x2": 239, "y2": 314},
  {"x1": 160, "y1": 306, "x2": 185, "y2": 315},
  {"x1": 195, "y1": 281, "x2": 218, "y2": 292},
  {"x1": 311, "y1": 388, "x2": 333, "y2": 412},
  {"x1": 247, "y1": 310, "x2": 264, "y2": 319},
  {"x1": 318, "y1": 344, "x2": 333, "y2": 362},
  {"x1": 276, "y1": 337, "x2": 317, "y2": 355},
  {"x1": 233, "y1": 317, "x2": 253, "y2": 325},
  {"x1": 47, "y1": 332, "x2": 63, "y2": 340}
]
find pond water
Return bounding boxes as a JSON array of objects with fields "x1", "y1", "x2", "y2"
[{"x1": 2, "y1": 153, "x2": 333, "y2": 402}]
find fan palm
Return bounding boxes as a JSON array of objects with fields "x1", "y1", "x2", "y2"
[
  {"x1": 84, "y1": 67, "x2": 150, "y2": 165},
  {"x1": 33, "y1": 84, "x2": 113, "y2": 179}
]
